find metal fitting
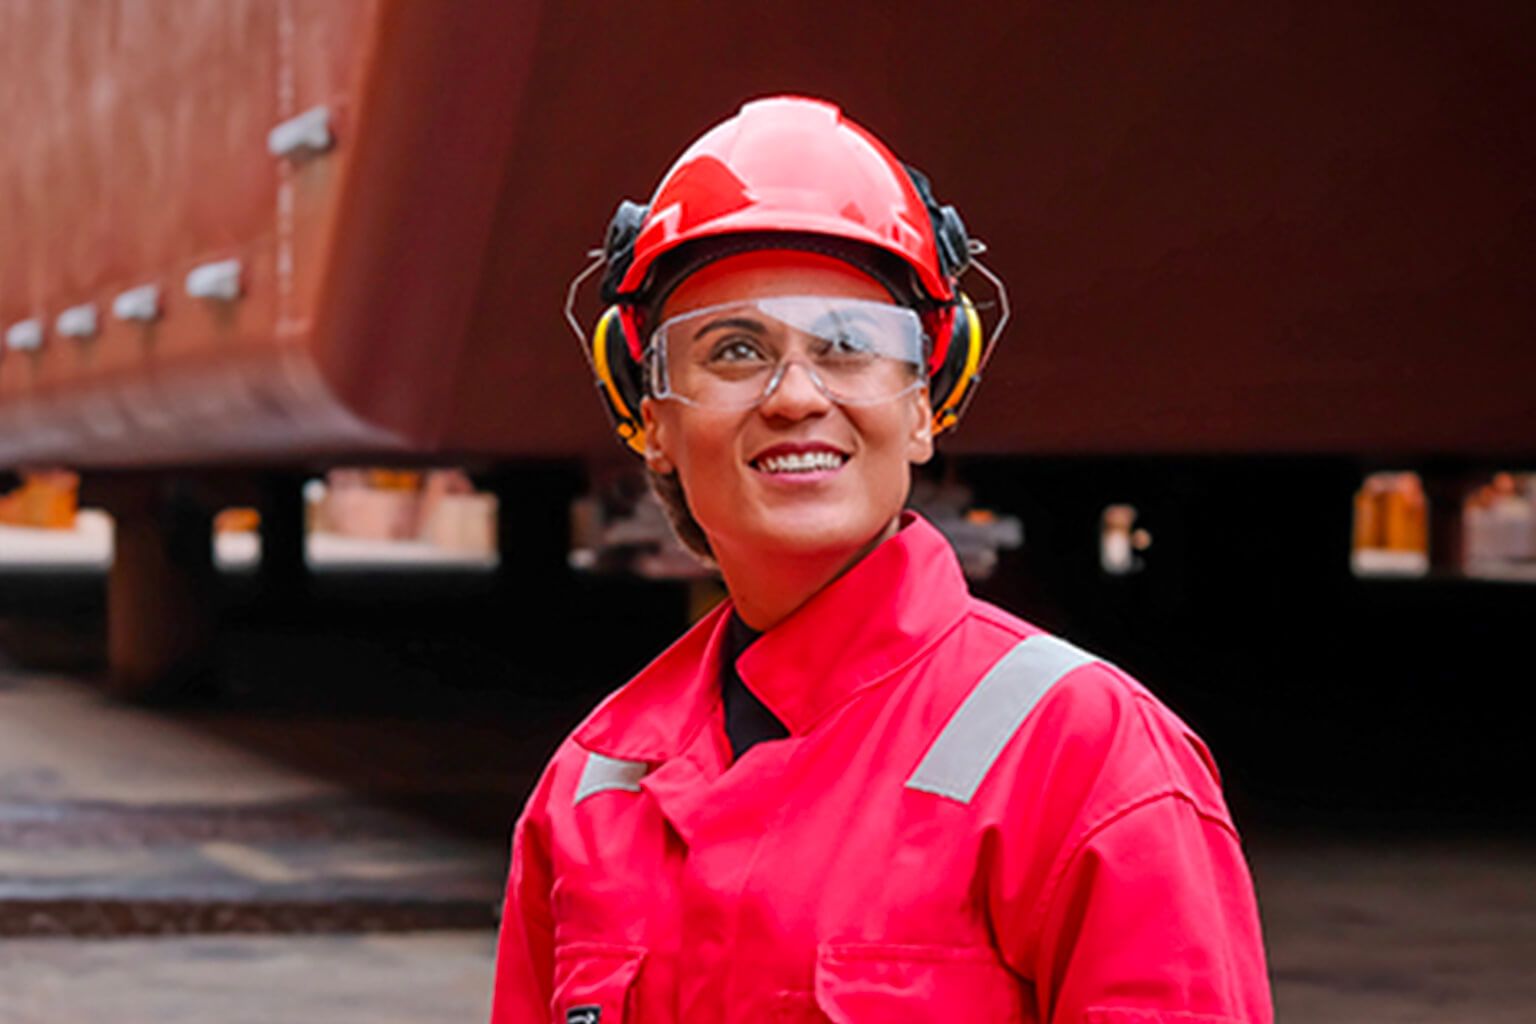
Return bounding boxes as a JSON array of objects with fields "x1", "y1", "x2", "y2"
[{"x1": 267, "y1": 106, "x2": 334, "y2": 159}]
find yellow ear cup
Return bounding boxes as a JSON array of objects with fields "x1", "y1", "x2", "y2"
[
  {"x1": 930, "y1": 292, "x2": 983, "y2": 436},
  {"x1": 592, "y1": 306, "x2": 648, "y2": 455}
]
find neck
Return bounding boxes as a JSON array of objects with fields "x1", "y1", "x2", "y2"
[{"x1": 715, "y1": 515, "x2": 902, "y2": 631}]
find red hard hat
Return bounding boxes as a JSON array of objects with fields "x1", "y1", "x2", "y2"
[{"x1": 611, "y1": 97, "x2": 958, "y2": 307}]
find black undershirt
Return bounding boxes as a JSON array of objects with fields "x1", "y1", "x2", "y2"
[{"x1": 721, "y1": 612, "x2": 789, "y2": 760}]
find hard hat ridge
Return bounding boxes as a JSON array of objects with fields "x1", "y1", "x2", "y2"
[{"x1": 608, "y1": 95, "x2": 961, "y2": 306}]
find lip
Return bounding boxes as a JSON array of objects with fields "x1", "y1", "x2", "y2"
[
  {"x1": 747, "y1": 440, "x2": 852, "y2": 479},
  {"x1": 749, "y1": 440, "x2": 850, "y2": 462}
]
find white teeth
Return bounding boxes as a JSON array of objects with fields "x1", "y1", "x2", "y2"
[{"x1": 755, "y1": 451, "x2": 847, "y2": 474}]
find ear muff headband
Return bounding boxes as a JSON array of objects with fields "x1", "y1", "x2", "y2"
[
  {"x1": 930, "y1": 291, "x2": 983, "y2": 436},
  {"x1": 592, "y1": 305, "x2": 647, "y2": 454}
]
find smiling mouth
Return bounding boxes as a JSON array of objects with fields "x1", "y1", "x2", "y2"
[{"x1": 751, "y1": 450, "x2": 850, "y2": 474}]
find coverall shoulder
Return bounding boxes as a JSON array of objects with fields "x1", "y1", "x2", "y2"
[{"x1": 492, "y1": 514, "x2": 1273, "y2": 1023}]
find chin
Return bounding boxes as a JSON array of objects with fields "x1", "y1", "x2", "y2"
[{"x1": 739, "y1": 508, "x2": 894, "y2": 560}]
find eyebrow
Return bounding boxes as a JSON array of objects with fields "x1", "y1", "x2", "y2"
[{"x1": 691, "y1": 316, "x2": 768, "y2": 342}]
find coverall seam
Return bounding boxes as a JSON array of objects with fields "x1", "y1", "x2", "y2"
[
  {"x1": 523, "y1": 745, "x2": 577, "y2": 931},
  {"x1": 968, "y1": 603, "x2": 1040, "y2": 645},
  {"x1": 1132, "y1": 690, "x2": 1188, "y2": 789},
  {"x1": 1024, "y1": 788, "x2": 1239, "y2": 961},
  {"x1": 715, "y1": 729, "x2": 827, "y2": 1017},
  {"x1": 1122, "y1": 678, "x2": 1231, "y2": 820},
  {"x1": 1069, "y1": 660, "x2": 1236, "y2": 831}
]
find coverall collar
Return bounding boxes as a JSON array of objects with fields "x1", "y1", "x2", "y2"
[{"x1": 575, "y1": 512, "x2": 970, "y2": 762}]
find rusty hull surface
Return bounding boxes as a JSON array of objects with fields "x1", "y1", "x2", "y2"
[
  {"x1": 2, "y1": 3, "x2": 1534, "y2": 467},
  {"x1": 0, "y1": 0, "x2": 537, "y2": 468}
]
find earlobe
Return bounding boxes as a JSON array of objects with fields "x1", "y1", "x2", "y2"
[
  {"x1": 909, "y1": 428, "x2": 935, "y2": 466},
  {"x1": 908, "y1": 389, "x2": 936, "y2": 465},
  {"x1": 640, "y1": 398, "x2": 674, "y2": 474}
]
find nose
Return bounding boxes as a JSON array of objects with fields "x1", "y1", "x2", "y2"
[{"x1": 758, "y1": 358, "x2": 832, "y2": 420}]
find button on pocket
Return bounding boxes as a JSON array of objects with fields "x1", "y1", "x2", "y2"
[
  {"x1": 551, "y1": 942, "x2": 645, "y2": 1024},
  {"x1": 814, "y1": 943, "x2": 1027, "y2": 1023}
]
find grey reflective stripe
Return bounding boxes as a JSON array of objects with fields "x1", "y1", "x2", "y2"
[
  {"x1": 574, "y1": 752, "x2": 650, "y2": 805},
  {"x1": 906, "y1": 635, "x2": 1099, "y2": 804}
]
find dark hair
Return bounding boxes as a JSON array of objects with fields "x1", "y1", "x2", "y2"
[{"x1": 647, "y1": 466, "x2": 716, "y2": 565}]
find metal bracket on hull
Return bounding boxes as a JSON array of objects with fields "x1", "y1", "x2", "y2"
[
  {"x1": 5, "y1": 319, "x2": 43, "y2": 352},
  {"x1": 185, "y1": 260, "x2": 243, "y2": 302},
  {"x1": 112, "y1": 285, "x2": 162, "y2": 324},
  {"x1": 267, "y1": 106, "x2": 334, "y2": 160},
  {"x1": 56, "y1": 304, "x2": 99, "y2": 339}
]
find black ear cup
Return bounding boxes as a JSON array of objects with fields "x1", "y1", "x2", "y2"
[
  {"x1": 929, "y1": 292, "x2": 984, "y2": 436},
  {"x1": 904, "y1": 164, "x2": 984, "y2": 435},
  {"x1": 904, "y1": 164, "x2": 972, "y2": 280},
  {"x1": 592, "y1": 305, "x2": 648, "y2": 454},
  {"x1": 600, "y1": 200, "x2": 650, "y2": 304}
]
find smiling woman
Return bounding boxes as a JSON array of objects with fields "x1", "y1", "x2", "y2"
[
  {"x1": 641, "y1": 252, "x2": 935, "y2": 626},
  {"x1": 492, "y1": 96, "x2": 1273, "y2": 1024},
  {"x1": 641, "y1": 253, "x2": 933, "y2": 577}
]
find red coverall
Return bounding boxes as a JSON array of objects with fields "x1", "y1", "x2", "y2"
[{"x1": 492, "y1": 515, "x2": 1272, "y2": 1023}]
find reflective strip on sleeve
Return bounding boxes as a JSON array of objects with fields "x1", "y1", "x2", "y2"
[
  {"x1": 906, "y1": 635, "x2": 1099, "y2": 804},
  {"x1": 574, "y1": 752, "x2": 651, "y2": 805}
]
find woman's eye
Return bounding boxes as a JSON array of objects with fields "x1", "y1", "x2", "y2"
[
  {"x1": 819, "y1": 331, "x2": 875, "y2": 358},
  {"x1": 707, "y1": 337, "x2": 770, "y2": 364}
]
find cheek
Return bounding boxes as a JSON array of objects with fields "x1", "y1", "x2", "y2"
[
  {"x1": 852, "y1": 408, "x2": 920, "y2": 487},
  {"x1": 873, "y1": 394, "x2": 928, "y2": 456},
  {"x1": 669, "y1": 411, "x2": 744, "y2": 492}
]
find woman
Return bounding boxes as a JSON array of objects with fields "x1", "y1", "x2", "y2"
[{"x1": 492, "y1": 96, "x2": 1272, "y2": 1023}]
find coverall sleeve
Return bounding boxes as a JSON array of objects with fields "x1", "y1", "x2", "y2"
[
  {"x1": 1026, "y1": 793, "x2": 1273, "y2": 1024},
  {"x1": 489, "y1": 783, "x2": 556, "y2": 1023}
]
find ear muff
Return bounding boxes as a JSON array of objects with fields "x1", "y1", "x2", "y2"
[
  {"x1": 904, "y1": 164, "x2": 972, "y2": 281},
  {"x1": 591, "y1": 305, "x2": 648, "y2": 454},
  {"x1": 928, "y1": 291, "x2": 983, "y2": 436},
  {"x1": 904, "y1": 165, "x2": 983, "y2": 435},
  {"x1": 600, "y1": 200, "x2": 650, "y2": 305}
]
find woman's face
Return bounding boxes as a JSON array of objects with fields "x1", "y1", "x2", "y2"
[{"x1": 640, "y1": 250, "x2": 934, "y2": 565}]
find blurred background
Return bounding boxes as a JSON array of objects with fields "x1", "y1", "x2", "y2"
[{"x1": 1, "y1": 2, "x2": 1532, "y2": 1021}]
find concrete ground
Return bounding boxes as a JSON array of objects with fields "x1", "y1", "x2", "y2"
[
  {"x1": 0, "y1": 666, "x2": 511, "y2": 1022},
  {"x1": 0, "y1": 933, "x2": 494, "y2": 1024},
  {"x1": 1254, "y1": 836, "x2": 1536, "y2": 1022}
]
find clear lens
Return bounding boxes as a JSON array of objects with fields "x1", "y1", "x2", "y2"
[{"x1": 648, "y1": 296, "x2": 926, "y2": 410}]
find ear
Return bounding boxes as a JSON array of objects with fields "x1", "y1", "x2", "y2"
[
  {"x1": 907, "y1": 384, "x2": 935, "y2": 466},
  {"x1": 640, "y1": 397, "x2": 675, "y2": 474}
]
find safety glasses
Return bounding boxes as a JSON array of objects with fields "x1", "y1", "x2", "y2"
[{"x1": 644, "y1": 295, "x2": 927, "y2": 411}]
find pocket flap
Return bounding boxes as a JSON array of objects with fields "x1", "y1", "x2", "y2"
[
  {"x1": 815, "y1": 943, "x2": 1024, "y2": 1022},
  {"x1": 551, "y1": 942, "x2": 645, "y2": 1023}
]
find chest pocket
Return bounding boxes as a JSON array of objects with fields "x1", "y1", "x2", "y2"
[
  {"x1": 550, "y1": 942, "x2": 645, "y2": 1024},
  {"x1": 810, "y1": 943, "x2": 1028, "y2": 1023}
]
